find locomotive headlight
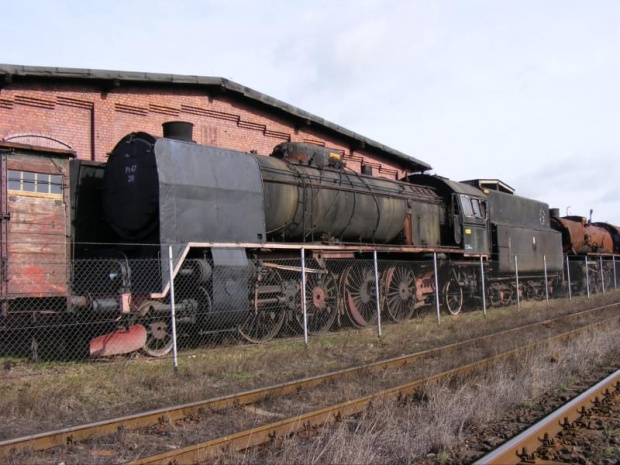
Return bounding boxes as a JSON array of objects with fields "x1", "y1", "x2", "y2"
[{"x1": 109, "y1": 271, "x2": 119, "y2": 281}]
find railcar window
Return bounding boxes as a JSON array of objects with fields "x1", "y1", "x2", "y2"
[
  {"x1": 8, "y1": 170, "x2": 63, "y2": 197},
  {"x1": 471, "y1": 198, "x2": 483, "y2": 218},
  {"x1": 459, "y1": 195, "x2": 474, "y2": 217}
]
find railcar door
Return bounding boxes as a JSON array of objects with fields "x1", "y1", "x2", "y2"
[{"x1": 3, "y1": 147, "x2": 71, "y2": 298}]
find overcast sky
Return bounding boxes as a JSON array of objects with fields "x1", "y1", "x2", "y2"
[{"x1": 1, "y1": 0, "x2": 619, "y2": 223}]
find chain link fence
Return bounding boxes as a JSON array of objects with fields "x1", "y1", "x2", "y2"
[{"x1": 0, "y1": 244, "x2": 618, "y2": 367}]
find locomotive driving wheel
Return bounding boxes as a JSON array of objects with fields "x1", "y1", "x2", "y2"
[
  {"x1": 239, "y1": 268, "x2": 286, "y2": 343},
  {"x1": 296, "y1": 271, "x2": 339, "y2": 334},
  {"x1": 382, "y1": 265, "x2": 416, "y2": 322},
  {"x1": 341, "y1": 264, "x2": 378, "y2": 327},
  {"x1": 143, "y1": 319, "x2": 173, "y2": 357},
  {"x1": 442, "y1": 278, "x2": 463, "y2": 315}
]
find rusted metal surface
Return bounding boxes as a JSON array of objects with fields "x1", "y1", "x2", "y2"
[
  {"x1": 256, "y1": 153, "x2": 442, "y2": 244},
  {"x1": 593, "y1": 222, "x2": 620, "y2": 254},
  {"x1": 475, "y1": 369, "x2": 620, "y2": 465},
  {"x1": 552, "y1": 216, "x2": 615, "y2": 255},
  {"x1": 1, "y1": 303, "x2": 616, "y2": 458},
  {"x1": 89, "y1": 324, "x2": 147, "y2": 357},
  {"x1": 130, "y1": 317, "x2": 619, "y2": 465}
]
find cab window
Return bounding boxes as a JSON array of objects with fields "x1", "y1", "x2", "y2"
[
  {"x1": 471, "y1": 198, "x2": 482, "y2": 218},
  {"x1": 459, "y1": 195, "x2": 474, "y2": 217}
]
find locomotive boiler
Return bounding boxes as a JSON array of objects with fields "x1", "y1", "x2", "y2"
[{"x1": 550, "y1": 211, "x2": 620, "y2": 294}]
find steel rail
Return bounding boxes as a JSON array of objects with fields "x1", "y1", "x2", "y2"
[
  {"x1": 129, "y1": 316, "x2": 620, "y2": 465},
  {"x1": 474, "y1": 369, "x2": 620, "y2": 465},
  {"x1": 1, "y1": 302, "x2": 618, "y2": 457}
]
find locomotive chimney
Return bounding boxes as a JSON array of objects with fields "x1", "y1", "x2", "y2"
[
  {"x1": 162, "y1": 121, "x2": 194, "y2": 142},
  {"x1": 550, "y1": 208, "x2": 560, "y2": 219}
]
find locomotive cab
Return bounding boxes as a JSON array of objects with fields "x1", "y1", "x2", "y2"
[{"x1": 404, "y1": 174, "x2": 490, "y2": 254}]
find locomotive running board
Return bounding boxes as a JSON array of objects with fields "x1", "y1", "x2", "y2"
[
  {"x1": 151, "y1": 241, "x2": 485, "y2": 299},
  {"x1": 89, "y1": 325, "x2": 147, "y2": 357}
]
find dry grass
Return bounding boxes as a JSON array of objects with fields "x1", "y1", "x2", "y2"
[
  {"x1": 221, "y1": 325, "x2": 620, "y2": 464},
  {"x1": 0, "y1": 291, "x2": 618, "y2": 440}
]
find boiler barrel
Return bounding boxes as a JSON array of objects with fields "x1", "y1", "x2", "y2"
[{"x1": 256, "y1": 156, "x2": 407, "y2": 243}]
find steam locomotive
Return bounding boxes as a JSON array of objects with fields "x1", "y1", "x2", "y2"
[
  {"x1": 71, "y1": 121, "x2": 573, "y2": 357},
  {"x1": 2, "y1": 121, "x2": 617, "y2": 358}
]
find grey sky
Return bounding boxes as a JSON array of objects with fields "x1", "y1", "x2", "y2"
[{"x1": 2, "y1": 0, "x2": 618, "y2": 223}]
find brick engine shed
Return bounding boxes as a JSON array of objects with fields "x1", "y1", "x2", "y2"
[{"x1": 0, "y1": 64, "x2": 431, "y2": 178}]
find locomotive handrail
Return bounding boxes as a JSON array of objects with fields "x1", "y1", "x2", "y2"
[{"x1": 149, "y1": 241, "x2": 474, "y2": 299}]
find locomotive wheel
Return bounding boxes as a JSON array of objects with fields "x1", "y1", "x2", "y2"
[
  {"x1": 341, "y1": 265, "x2": 378, "y2": 327},
  {"x1": 442, "y1": 278, "x2": 463, "y2": 315},
  {"x1": 502, "y1": 285, "x2": 514, "y2": 306},
  {"x1": 526, "y1": 282, "x2": 544, "y2": 301},
  {"x1": 239, "y1": 269, "x2": 286, "y2": 343},
  {"x1": 588, "y1": 272, "x2": 602, "y2": 295},
  {"x1": 296, "y1": 271, "x2": 339, "y2": 334},
  {"x1": 489, "y1": 284, "x2": 512, "y2": 307},
  {"x1": 488, "y1": 285, "x2": 502, "y2": 307},
  {"x1": 604, "y1": 269, "x2": 615, "y2": 290},
  {"x1": 382, "y1": 265, "x2": 416, "y2": 322},
  {"x1": 143, "y1": 320, "x2": 173, "y2": 357}
]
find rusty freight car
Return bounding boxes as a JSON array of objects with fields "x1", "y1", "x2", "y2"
[{"x1": 0, "y1": 141, "x2": 72, "y2": 298}]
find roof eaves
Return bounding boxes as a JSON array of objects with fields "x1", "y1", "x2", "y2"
[{"x1": 0, "y1": 63, "x2": 431, "y2": 171}]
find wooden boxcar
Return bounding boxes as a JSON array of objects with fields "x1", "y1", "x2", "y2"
[{"x1": 0, "y1": 141, "x2": 73, "y2": 305}]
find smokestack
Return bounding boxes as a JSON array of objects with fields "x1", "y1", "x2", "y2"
[
  {"x1": 162, "y1": 121, "x2": 194, "y2": 142},
  {"x1": 550, "y1": 208, "x2": 560, "y2": 219}
]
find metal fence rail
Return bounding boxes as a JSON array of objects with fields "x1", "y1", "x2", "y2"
[{"x1": 0, "y1": 242, "x2": 618, "y2": 367}]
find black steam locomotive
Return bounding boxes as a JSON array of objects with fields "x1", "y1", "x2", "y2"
[{"x1": 69, "y1": 121, "x2": 566, "y2": 357}]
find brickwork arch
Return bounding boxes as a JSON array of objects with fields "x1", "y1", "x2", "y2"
[{"x1": 3, "y1": 134, "x2": 72, "y2": 150}]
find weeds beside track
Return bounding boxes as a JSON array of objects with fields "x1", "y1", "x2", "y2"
[{"x1": 4, "y1": 301, "x2": 619, "y2": 464}]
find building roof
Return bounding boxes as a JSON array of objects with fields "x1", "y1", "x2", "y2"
[{"x1": 0, "y1": 64, "x2": 431, "y2": 172}]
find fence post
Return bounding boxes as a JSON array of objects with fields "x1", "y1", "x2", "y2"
[
  {"x1": 480, "y1": 256, "x2": 487, "y2": 317},
  {"x1": 300, "y1": 248, "x2": 309, "y2": 347},
  {"x1": 566, "y1": 255, "x2": 572, "y2": 301},
  {"x1": 614, "y1": 255, "x2": 617, "y2": 291},
  {"x1": 543, "y1": 255, "x2": 549, "y2": 304},
  {"x1": 433, "y1": 252, "x2": 441, "y2": 325},
  {"x1": 515, "y1": 255, "x2": 520, "y2": 310},
  {"x1": 373, "y1": 250, "x2": 382, "y2": 338},
  {"x1": 167, "y1": 246, "x2": 179, "y2": 375},
  {"x1": 585, "y1": 256, "x2": 590, "y2": 299},
  {"x1": 599, "y1": 256, "x2": 605, "y2": 295}
]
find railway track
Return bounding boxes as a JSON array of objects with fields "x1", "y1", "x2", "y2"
[
  {"x1": 128, "y1": 315, "x2": 620, "y2": 464},
  {"x1": 1, "y1": 302, "x2": 619, "y2": 463},
  {"x1": 475, "y1": 368, "x2": 620, "y2": 464}
]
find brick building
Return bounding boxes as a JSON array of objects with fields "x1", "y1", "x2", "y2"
[{"x1": 0, "y1": 64, "x2": 430, "y2": 178}]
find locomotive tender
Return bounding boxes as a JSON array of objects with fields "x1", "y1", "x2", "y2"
[{"x1": 2, "y1": 121, "x2": 615, "y2": 358}]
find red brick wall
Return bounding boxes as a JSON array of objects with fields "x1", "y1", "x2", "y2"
[{"x1": 0, "y1": 82, "x2": 406, "y2": 179}]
